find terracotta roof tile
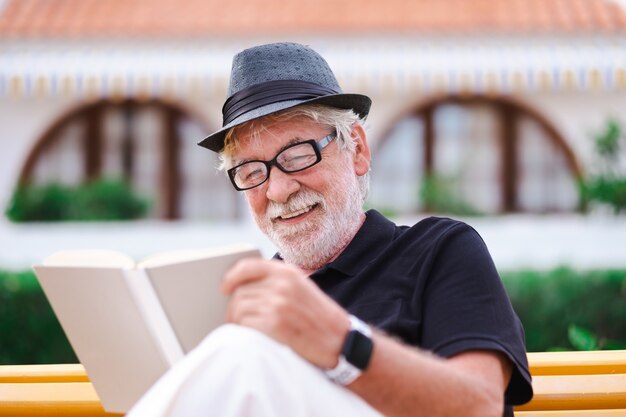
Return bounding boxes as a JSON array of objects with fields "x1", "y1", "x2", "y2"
[{"x1": 0, "y1": 0, "x2": 625, "y2": 38}]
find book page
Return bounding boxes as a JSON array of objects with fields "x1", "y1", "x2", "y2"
[
  {"x1": 43, "y1": 250, "x2": 135, "y2": 268},
  {"x1": 138, "y1": 244, "x2": 258, "y2": 268},
  {"x1": 32, "y1": 265, "x2": 179, "y2": 413},
  {"x1": 124, "y1": 268, "x2": 185, "y2": 366},
  {"x1": 144, "y1": 246, "x2": 261, "y2": 353}
]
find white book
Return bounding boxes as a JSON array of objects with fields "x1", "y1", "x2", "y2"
[{"x1": 33, "y1": 244, "x2": 261, "y2": 413}]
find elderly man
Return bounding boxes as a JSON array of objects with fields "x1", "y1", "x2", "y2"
[{"x1": 129, "y1": 42, "x2": 532, "y2": 417}]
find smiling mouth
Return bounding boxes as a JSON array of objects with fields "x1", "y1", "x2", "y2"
[{"x1": 275, "y1": 203, "x2": 319, "y2": 221}]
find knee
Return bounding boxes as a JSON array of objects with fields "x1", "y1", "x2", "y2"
[
  {"x1": 196, "y1": 324, "x2": 285, "y2": 356},
  {"x1": 168, "y1": 326, "x2": 311, "y2": 417},
  {"x1": 185, "y1": 324, "x2": 303, "y2": 390},
  {"x1": 210, "y1": 323, "x2": 267, "y2": 342}
]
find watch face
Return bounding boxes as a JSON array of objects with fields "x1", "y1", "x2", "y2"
[{"x1": 343, "y1": 329, "x2": 373, "y2": 370}]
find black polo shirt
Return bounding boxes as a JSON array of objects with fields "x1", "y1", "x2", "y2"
[{"x1": 308, "y1": 210, "x2": 533, "y2": 414}]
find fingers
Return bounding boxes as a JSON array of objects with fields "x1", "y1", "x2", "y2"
[
  {"x1": 225, "y1": 279, "x2": 267, "y2": 323},
  {"x1": 225, "y1": 269, "x2": 298, "y2": 324},
  {"x1": 223, "y1": 260, "x2": 293, "y2": 325},
  {"x1": 224, "y1": 276, "x2": 296, "y2": 349},
  {"x1": 221, "y1": 258, "x2": 297, "y2": 295},
  {"x1": 219, "y1": 257, "x2": 349, "y2": 367}
]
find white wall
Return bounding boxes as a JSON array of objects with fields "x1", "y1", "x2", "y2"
[
  {"x1": 0, "y1": 96, "x2": 78, "y2": 208},
  {"x1": 521, "y1": 91, "x2": 626, "y2": 170}
]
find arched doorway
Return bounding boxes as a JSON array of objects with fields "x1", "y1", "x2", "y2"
[
  {"x1": 18, "y1": 98, "x2": 238, "y2": 220},
  {"x1": 369, "y1": 94, "x2": 583, "y2": 215}
]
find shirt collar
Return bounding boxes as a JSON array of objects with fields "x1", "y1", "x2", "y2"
[{"x1": 312, "y1": 209, "x2": 397, "y2": 277}]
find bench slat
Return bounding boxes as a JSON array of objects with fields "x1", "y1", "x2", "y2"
[
  {"x1": 0, "y1": 364, "x2": 88, "y2": 383},
  {"x1": 0, "y1": 382, "x2": 121, "y2": 416},
  {"x1": 516, "y1": 410, "x2": 626, "y2": 416},
  {"x1": 528, "y1": 351, "x2": 626, "y2": 376},
  {"x1": 516, "y1": 374, "x2": 626, "y2": 411}
]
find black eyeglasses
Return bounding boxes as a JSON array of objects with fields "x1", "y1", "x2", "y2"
[{"x1": 227, "y1": 132, "x2": 336, "y2": 191}]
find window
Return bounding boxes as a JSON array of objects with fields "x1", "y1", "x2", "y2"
[
  {"x1": 369, "y1": 95, "x2": 582, "y2": 215},
  {"x1": 18, "y1": 99, "x2": 239, "y2": 220}
]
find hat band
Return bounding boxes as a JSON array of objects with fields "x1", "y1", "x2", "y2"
[{"x1": 222, "y1": 79, "x2": 340, "y2": 126}]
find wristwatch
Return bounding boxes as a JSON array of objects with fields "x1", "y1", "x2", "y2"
[{"x1": 324, "y1": 315, "x2": 374, "y2": 385}]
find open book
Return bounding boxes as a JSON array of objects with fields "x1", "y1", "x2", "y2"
[{"x1": 33, "y1": 244, "x2": 261, "y2": 413}]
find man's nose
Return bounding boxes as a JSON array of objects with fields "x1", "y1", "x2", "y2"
[{"x1": 265, "y1": 167, "x2": 300, "y2": 204}]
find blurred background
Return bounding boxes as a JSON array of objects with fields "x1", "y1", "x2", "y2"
[{"x1": 0, "y1": 0, "x2": 625, "y2": 363}]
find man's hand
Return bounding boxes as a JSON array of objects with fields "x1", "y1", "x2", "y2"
[{"x1": 221, "y1": 258, "x2": 349, "y2": 369}]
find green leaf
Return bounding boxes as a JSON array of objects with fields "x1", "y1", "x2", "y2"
[
  {"x1": 568, "y1": 324, "x2": 598, "y2": 351},
  {"x1": 595, "y1": 119, "x2": 621, "y2": 158}
]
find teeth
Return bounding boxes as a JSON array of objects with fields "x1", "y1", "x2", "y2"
[{"x1": 279, "y1": 205, "x2": 313, "y2": 220}]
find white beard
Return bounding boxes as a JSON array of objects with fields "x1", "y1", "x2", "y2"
[{"x1": 253, "y1": 173, "x2": 364, "y2": 271}]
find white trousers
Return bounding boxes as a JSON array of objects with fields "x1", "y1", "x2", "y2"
[{"x1": 127, "y1": 324, "x2": 384, "y2": 417}]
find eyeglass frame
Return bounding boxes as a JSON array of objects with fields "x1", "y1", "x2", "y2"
[{"x1": 227, "y1": 131, "x2": 337, "y2": 191}]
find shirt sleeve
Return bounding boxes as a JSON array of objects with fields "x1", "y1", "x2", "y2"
[{"x1": 416, "y1": 221, "x2": 533, "y2": 406}]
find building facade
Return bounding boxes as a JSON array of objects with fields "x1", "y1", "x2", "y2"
[{"x1": 1, "y1": 0, "x2": 625, "y2": 219}]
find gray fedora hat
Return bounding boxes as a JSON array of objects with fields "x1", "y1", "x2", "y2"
[{"x1": 198, "y1": 42, "x2": 371, "y2": 152}]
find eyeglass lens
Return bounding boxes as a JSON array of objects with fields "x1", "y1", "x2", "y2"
[{"x1": 232, "y1": 141, "x2": 320, "y2": 189}]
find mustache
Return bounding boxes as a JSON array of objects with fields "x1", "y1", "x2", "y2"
[{"x1": 266, "y1": 189, "x2": 325, "y2": 220}]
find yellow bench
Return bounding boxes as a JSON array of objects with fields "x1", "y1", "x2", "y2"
[
  {"x1": 1, "y1": 350, "x2": 625, "y2": 416},
  {"x1": 516, "y1": 350, "x2": 626, "y2": 416},
  {"x1": 0, "y1": 364, "x2": 120, "y2": 417}
]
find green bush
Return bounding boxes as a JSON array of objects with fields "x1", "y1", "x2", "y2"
[
  {"x1": 1, "y1": 267, "x2": 624, "y2": 364},
  {"x1": 0, "y1": 270, "x2": 77, "y2": 364},
  {"x1": 501, "y1": 267, "x2": 626, "y2": 352},
  {"x1": 5, "y1": 178, "x2": 150, "y2": 222},
  {"x1": 419, "y1": 174, "x2": 482, "y2": 216},
  {"x1": 579, "y1": 119, "x2": 626, "y2": 214},
  {"x1": 580, "y1": 176, "x2": 626, "y2": 214}
]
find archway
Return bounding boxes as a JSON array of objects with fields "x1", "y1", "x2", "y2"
[
  {"x1": 18, "y1": 98, "x2": 239, "y2": 220},
  {"x1": 371, "y1": 94, "x2": 583, "y2": 214}
]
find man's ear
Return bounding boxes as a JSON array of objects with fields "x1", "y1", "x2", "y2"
[{"x1": 351, "y1": 123, "x2": 371, "y2": 176}]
